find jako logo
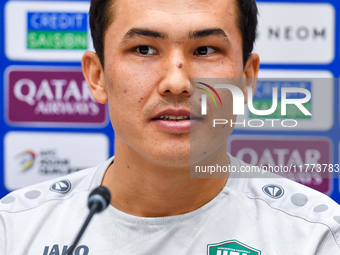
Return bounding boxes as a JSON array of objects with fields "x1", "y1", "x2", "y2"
[
  {"x1": 42, "y1": 244, "x2": 89, "y2": 255},
  {"x1": 262, "y1": 184, "x2": 284, "y2": 199},
  {"x1": 27, "y1": 12, "x2": 88, "y2": 50},
  {"x1": 50, "y1": 180, "x2": 71, "y2": 194},
  {"x1": 16, "y1": 150, "x2": 36, "y2": 172},
  {"x1": 199, "y1": 83, "x2": 311, "y2": 116}
]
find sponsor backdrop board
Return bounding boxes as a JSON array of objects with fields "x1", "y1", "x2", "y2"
[
  {"x1": 229, "y1": 135, "x2": 333, "y2": 194},
  {"x1": 5, "y1": 66, "x2": 107, "y2": 126},
  {"x1": 0, "y1": 0, "x2": 114, "y2": 199},
  {"x1": 4, "y1": 132, "x2": 109, "y2": 190},
  {"x1": 5, "y1": 1, "x2": 93, "y2": 61},
  {"x1": 1, "y1": 0, "x2": 340, "y2": 205}
]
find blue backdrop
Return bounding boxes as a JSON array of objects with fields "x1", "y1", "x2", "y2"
[{"x1": 1, "y1": 0, "x2": 340, "y2": 203}]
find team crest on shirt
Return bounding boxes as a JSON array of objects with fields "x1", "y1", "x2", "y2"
[
  {"x1": 262, "y1": 184, "x2": 284, "y2": 199},
  {"x1": 50, "y1": 180, "x2": 71, "y2": 194},
  {"x1": 207, "y1": 239, "x2": 261, "y2": 255}
]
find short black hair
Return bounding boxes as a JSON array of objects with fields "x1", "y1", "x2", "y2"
[
  {"x1": 234, "y1": 0, "x2": 258, "y2": 65},
  {"x1": 89, "y1": 0, "x2": 258, "y2": 68}
]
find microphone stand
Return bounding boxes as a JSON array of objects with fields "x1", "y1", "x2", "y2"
[
  {"x1": 67, "y1": 203, "x2": 99, "y2": 255},
  {"x1": 66, "y1": 186, "x2": 110, "y2": 255}
]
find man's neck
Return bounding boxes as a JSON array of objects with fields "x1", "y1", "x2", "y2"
[{"x1": 101, "y1": 139, "x2": 230, "y2": 217}]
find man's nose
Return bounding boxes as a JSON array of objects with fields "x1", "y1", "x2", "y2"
[{"x1": 158, "y1": 54, "x2": 193, "y2": 97}]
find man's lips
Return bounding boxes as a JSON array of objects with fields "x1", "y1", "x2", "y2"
[
  {"x1": 150, "y1": 109, "x2": 202, "y2": 132},
  {"x1": 151, "y1": 109, "x2": 200, "y2": 120}
]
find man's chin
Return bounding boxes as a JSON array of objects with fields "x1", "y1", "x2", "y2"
[{"x1": 149, "y1": 154, "x2": 191, "y2": 169}]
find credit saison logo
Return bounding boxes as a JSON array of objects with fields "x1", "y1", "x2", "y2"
[
  {"x1": 27, "y1": 12, "x2": 88, "y2": 50},
  {"x1": 197, "y1": 82, "x2": 312, "y2": 128}
]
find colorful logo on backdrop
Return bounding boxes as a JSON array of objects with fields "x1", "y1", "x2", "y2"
[
  {"x1": 230, "y1": 136, "x2": 332, "y2": 194},
  {"x1": 27, "y1": 12, "x2": 88, "y2": 50},
  {"x1": 16, "y1": 150, "x2": 36, "y2": 172},
  {"x1": 250, "y1": 81, "x2": 312, "y2": 119},
  {"x1": 207, "y1": 240, "x2": 261, "y2": 255},
  {"x1": 16, "y1": 149, "x2": 83, "y2": 176},
  {"x1": 4, "y1": 132, "x2": 109, "y2": 190},
  {"x1": 6, "y1": 67, "x2": 107, "y2": 126}
]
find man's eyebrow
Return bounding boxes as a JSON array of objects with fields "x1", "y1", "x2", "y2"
[
  {"x1": 120, "y1": 28, "x2": 229, "y2": 45},
  {"x1": 189, "y1": 28, "x2": 229, "y2": 41},
  {"x1": 121, "y1": 28, "x2": 167, "y2": 44}
]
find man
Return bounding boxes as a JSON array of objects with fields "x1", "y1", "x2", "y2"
[{"x1": 1, "y1": 0, "x2": 340, "y2": 254}]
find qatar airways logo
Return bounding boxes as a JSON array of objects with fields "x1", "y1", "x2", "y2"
[
  {"x1": 6, "y1": 68, "x2": 107, "y2": 126},
  {"x1": 197, "y1": 82, "x2": 312, "y2": 128}
]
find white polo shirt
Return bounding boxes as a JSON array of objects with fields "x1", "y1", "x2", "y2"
[{"x1": 1, "y1": 155, "x2": 340, "y2": 255}]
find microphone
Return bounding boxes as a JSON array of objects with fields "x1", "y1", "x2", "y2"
[{"x1": 67, "y1": 186, "x2": 111, "y2": 255}]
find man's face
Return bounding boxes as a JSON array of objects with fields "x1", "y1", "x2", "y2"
[{"x1": 88, "y1": 0, "x2": 258, "y2": 167}]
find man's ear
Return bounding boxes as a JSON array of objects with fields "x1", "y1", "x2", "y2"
[
  {"x1": 242, "y1": 53, "x2": 260, "y2": 104},
  {"x1": 82, "y1": 51, "x2": 108, "y2": 104}
]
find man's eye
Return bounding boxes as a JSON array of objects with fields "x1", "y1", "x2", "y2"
[
  {"x1": 195, "y1": 46, "x2": 216, "y2": 55},
  {"x1": 136, "y1": 46, "x2": 157, "y2": 55}
]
